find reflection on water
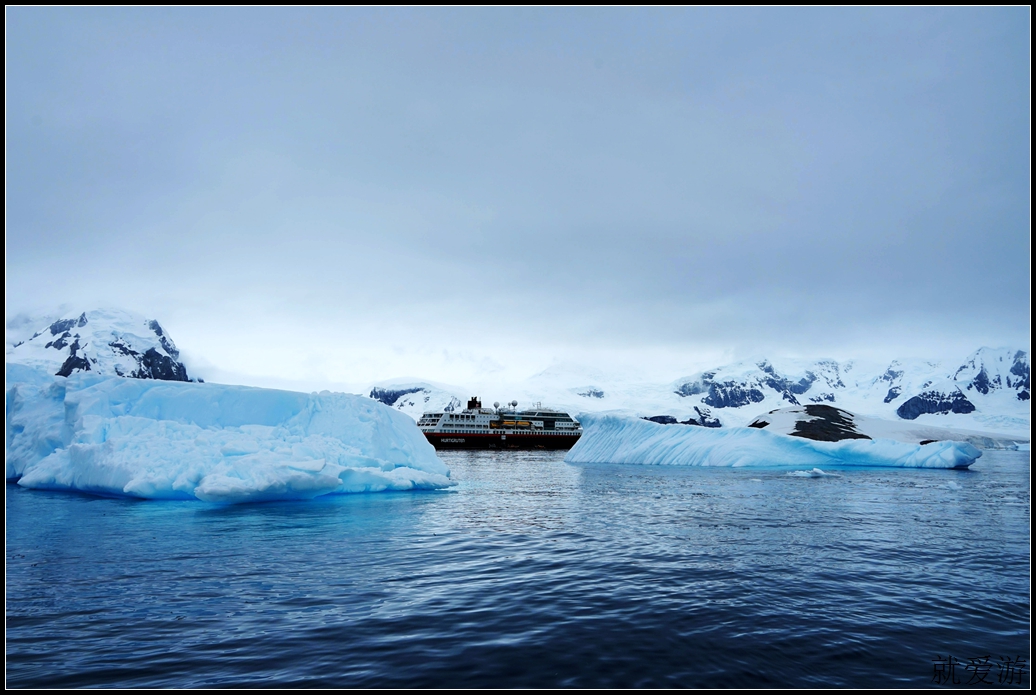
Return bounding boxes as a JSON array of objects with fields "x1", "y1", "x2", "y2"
[{"x1": 6, "y1": 450, "x2": 1030, "y2": 687}]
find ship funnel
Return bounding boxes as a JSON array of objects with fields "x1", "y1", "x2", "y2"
[{"x1": 467, "y1": 397, "x2": 482, "y2": 410}]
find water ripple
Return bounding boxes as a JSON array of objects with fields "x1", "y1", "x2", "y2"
[{"x1": 6, "y1": 449, "x2": 1030, "y2": 687}]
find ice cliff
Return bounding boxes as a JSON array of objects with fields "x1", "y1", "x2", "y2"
[{"x1": 6, "y1": 364, "x2": 452, "y2": 503}]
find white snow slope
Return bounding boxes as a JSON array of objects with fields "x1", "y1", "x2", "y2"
[
  {"x1": 6, "y1": 364, "x2": 452, "y2": 503},
  {"x1": 565, "y1": 414, "x2": 982, "y2": 469},
  {"x1": 367, "y1": 380, "x2": 465, "y2": 420}
]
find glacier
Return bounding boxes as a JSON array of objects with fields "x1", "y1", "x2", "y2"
[
  {"x1": 6, "y1": 364, "x2": 452, "y2": 503},
  {"x1": 565, "y1": 414, "x2": 982, "y2": 469}
]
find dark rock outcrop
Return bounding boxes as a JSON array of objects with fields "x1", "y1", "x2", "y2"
[
  {"x1": 674, "y1": 378, "x2": 707, "y2": 397},
  {"x1": 132, "y1": 348, "x2": 189, "y2": 381},
  {"x1": 968, "y1": 368, "x2": 995, "y2": 395},
  {"x1": 57, "y1": 354, "x2": 91, "y2": 377},
  {"x1": 48, "y1": 317, "x2": 78, "y2": 336},
  {"x1": 45, "y1": 332, "x2": 71, "y2": 350},
  {"x1": 643, "y1": 406, "x2": 721, "y2": 428},
  {"x1": 878, "y1": 364, "x2": 904, "y2": 384},
  {"x1": 757, "y1": 360, "x2": 811, "y2": 403},
  {"x1": 105, "y1": 340, "x2": 188, "y2": 381},
  {"x1": 896, "y1": 390, "x2": 976, "y2": 420},
  {"x1": 148, "y1": 320, "x2": 180, "y2": 359},
  {"x1": 703, "y1": 382, "x2": 765, "y2": 409},
  {"x1": 747, "y1": 404, "x2": 871, "y2": 442},
  {"x1": 789, "y1": 405, "x2": 871, "y2": 442},
  {"x1": 369, "y1": 386, "x2": 426, "y2": 407},
  {"x1": 55, "y1": 337, "x2": 91, "y2": 377},
  {"x1": 1009, "y1": 351, "x2": 1030, "y2": 391},
  {"x1": 687, "y1": 406, "x2": 722, "y2": 427},
  {"x1": 644, "y1": 415, "x2": 678, "y2": 425}
]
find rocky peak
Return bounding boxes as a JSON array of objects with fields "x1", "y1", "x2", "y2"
[
  {"x1": 943, "y1": 347, "x2": 1029, "y2": 402},
  {"x1": 6, "y1": 309, "x2": 191, "y2": 382}
]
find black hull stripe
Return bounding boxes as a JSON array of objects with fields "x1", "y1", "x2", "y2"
[{"x1": 424, "y1": 433, "x2": 581, "y2": 450}]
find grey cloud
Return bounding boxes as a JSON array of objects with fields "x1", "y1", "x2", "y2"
[{"x1": 6, "y1": 8, "x2": 1030, "y2": 383}]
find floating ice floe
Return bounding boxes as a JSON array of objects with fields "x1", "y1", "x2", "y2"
[
  {"x1": 6, "y1": 364, "x2": 453, "y2": 503},
  {"x1": 565, "y1": 414, "x2": 981, "y2": 469},
  {"x1": 786, "y1": 468, "x2": 841, "y2": 478}
]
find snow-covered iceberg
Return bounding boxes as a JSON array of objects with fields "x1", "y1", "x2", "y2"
[
  {"x1": 565, "y1": 414, "x2": 981, "y2": 469},
  {"x1": 6, "y1": 364, "x2": 453, "y2": 503}
]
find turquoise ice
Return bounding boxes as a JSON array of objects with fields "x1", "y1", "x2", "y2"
[{"x1": 6, "y1": 364, "x2": 451, "y2": 503}]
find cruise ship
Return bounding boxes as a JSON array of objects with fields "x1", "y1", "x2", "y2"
[{"x1": 417, "y1": 397, "x2": 582, "y2": 450}]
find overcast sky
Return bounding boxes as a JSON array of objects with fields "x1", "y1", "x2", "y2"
[{"x1": 6, "y1": 8, "x2": 1031, "y2": 389}]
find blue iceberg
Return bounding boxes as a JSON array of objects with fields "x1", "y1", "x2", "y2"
[{"x1": 6, "y1": 364, "x2": 452, "y2": 503}]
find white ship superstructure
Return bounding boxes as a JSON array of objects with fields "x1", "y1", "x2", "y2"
[{"x1": 418, "y1": 398, "x2": 582, "y2": 449}]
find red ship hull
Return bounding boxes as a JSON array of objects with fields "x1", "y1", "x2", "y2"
[{"x1": 423, "y1": 432, "x2": 581, "y2": 450}]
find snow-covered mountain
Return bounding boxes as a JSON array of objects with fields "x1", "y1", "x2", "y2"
[
  {"x1": 7, "y1": 309, "x2": 1023, "y2": 440},
  {"x1": 669, "y1": 349, "x2": 1029, "y2": 427},
  {"x1": 893, "y1": 348, "x2": 1029, "y2": 419},
  {"x1": 367, "y1": 380, "x2": 464, "y2": 420},
  {"x1": 6, "y1": 309, "x2": 191, "y2": 382},
  {"x1": 367, "y1": 348, "x2": 1030, "y2": 439}
]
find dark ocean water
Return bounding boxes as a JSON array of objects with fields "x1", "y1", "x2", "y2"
[{"x1": 6, "y1": 450, "x2": 1031, "y2": 688}]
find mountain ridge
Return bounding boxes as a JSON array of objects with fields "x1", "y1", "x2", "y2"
[
  {"x1": 6, "y1": 309, "x2": 1026, "y2": 438},
  {"x1": 366, "y1": 348, "x2": 1030, "y2": 437}
]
